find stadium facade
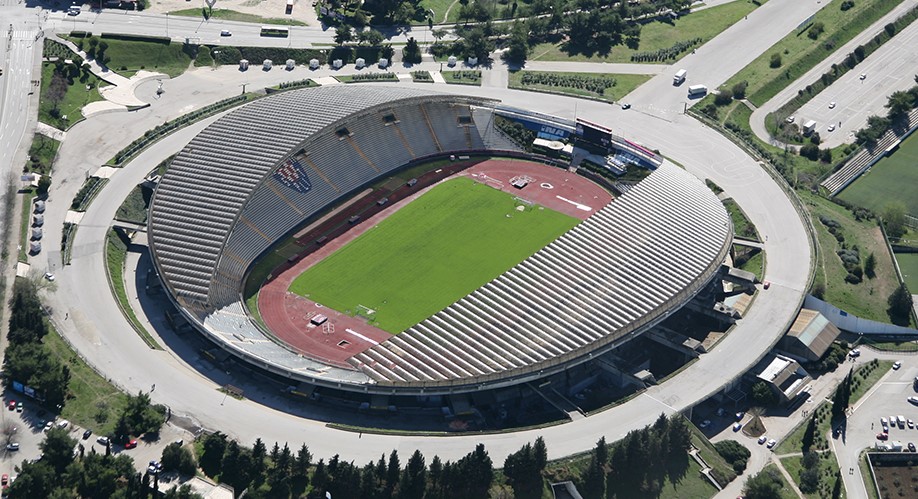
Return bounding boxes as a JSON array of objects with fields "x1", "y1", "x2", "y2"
[{"x1": 148, "y1": 85, "x2": 732, "y2": 397}]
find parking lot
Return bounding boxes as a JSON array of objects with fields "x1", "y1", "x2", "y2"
[
  {"x1": 791, "y1": 21, "x2": 918, "y2": 147},
  {"x1": 0, "y1": 391, "x2": 192, "y2": 485}
]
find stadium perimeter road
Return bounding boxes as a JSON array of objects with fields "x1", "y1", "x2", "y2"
[
  {"x1": 749, "y1": 0, "x2": 918, "y2": 149},
  {"x1": 36, "y1": 78, "x2": 812, "y2": 465}
]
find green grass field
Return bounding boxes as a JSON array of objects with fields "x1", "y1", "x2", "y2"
[
  {"x1": 167, "y1": 8, "x2": 308, "y2": 26},
  {"x1": 838, "y1": 132, "x2": 918, "y2": 217},
  {"x1": 508, "y1": 71, "x2": 652, "y2": 103},
  {"x1": 66, "y1": 36, "x2": 195, "y2": 78},
  {"x1": 530, "y1": 0, "x2": 758, "y2": 63},
  {"x1": 289, "y1": 177, "x2": 578, "y2": 333},
  {"x1": 38, "y1": 63, "x2": 106, "y2": 129},
  {"x1": 895, "y1": 252, "x2": 918, "y2": 293}
]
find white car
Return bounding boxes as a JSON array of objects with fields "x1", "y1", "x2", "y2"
[
  {"x1": 827, "y1": 124, "x2": 836, "y2": 132},
  {"x1": 829, "y1": 101, "x2": 837, "y2": 109},
  {"x1": 221, "y1": 30, "x2": 232, "y2": 36},
  {"x1": 908, "y1": 419, "x2": 914, "y2": 429},
  {"x1": 732, "y1": 422, "x2": 743, "y2": 432},
  {"x1": 860, "y1": 73, "x2": 867, "y2": 80},
  {"x1": 758, "y1": 436, "x2": 767, "y2": 444},
  {"x1": 767, "y1": 439, "x2": 777, "y2": 449},
  {"x1": 785, "y1": 116, "x2": 795, "y2": 124},
  {"x1": 699, "y1": 420, "x2": 711, "y2": 429},
  {"x1": 44, "y1": 272, "x2": 55, "y2": 281},
  {"x1": 894, "y1": 361, "x2": 902, "y2": 370},
  {"x1": 849, "y1": 348, "x2": 861, "y2": 357}
]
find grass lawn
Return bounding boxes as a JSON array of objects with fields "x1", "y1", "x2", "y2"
[
  {"x1": 850, "y1": 360, "x2": 892, "y2": 404},
  {"x1": 723, "y1": 198, "x2": 760, "y2": 241},
  {"x1": 530, "y1": 0, "x2": 758, "y2": 63},
  {"x1": 864, "y1": 337, "x2": 918, "y2": 352},
  {"x1": 18, "y1": 189, "x2": 37, "y2": 263},
  {"x1": 38, "y1": 63, "x2": 106, "y2": 130},
  {"x1": 860, "y1": 451, "x2": 880, "y2": 499},
  {"x1": 802, "y1": 191, "x2": 905, "y2": 324},
  {"x1": 421, "y1": 0, "x2": 458, "y2": 24},
  {"x1": 508, "y1": 71, "x2": 651, "y2": 103},
  {"x1": 738, "y1": 247, "x2": 765, "y2": 280},
  {"x1": 722, "y1": 0, "x2": 904, "y2": 106},
  {"x1": 894, "y1": 252, "x2": 918, "y2": 293},
  {"x1": 114, "y1": 185, "x2": 152, "y2": 225},
  {"x1": 289, "y1": 177, "x2": 578, "y2": 333},
  {"x1": 689, "y1": 424, "x2": 737, "y2": 487},
  {"x1": 69, "y1": 36, "x2": 194, "y2": 78},
  {"x1": 838, "y1": 131, "x2": 918, "y2": 217},
  {"x1": 775, "y1": 401, "x2": 833, "y2": 455},
  {"x1": 45, "y1": 326, "x2": 128, "y2": 437},
  {"x1": 27, "y1": 134, "x2": 61, "y2": 174},
  {"x1": 106, "y1": 229, "x2": 161, "y2": 349},
  {"x1": 167, "y1": 7, "x2": 308, "y2": 26},
  {"x1": 658, "y1": 458, "x2": 718, "y2": 499},
  {"x1": 780, "y1": 452, "x2": 840, "y2": 499}
]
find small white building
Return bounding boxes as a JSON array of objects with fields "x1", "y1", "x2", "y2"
[
  {"x1": 467, "y1": 56, "x2": 478, "y2": 66},
  {"x1": 263, "y1": 59, "x2": 273, "y2": 70},
  {"x1": 355, "y1": 58, "x2": 365, "y2": 69},
  {"x1": 239, "y1": 59, "x2": 249, "y2": 71},
  {"x1": 378, "y1": 58, "x2": 388, "y2": 68},
  {"x1": 285, "y1": 59, "x2": 295, "y2": 70},
  {"x1": 447, "y1": 56, "x2": 457, "y2": 67},
  {"x1": 309, "y1": 58, "x2": 320, "y2": 70},
  {"x1": 332, "y1": 59, "x2": 343, "y2": 69}
]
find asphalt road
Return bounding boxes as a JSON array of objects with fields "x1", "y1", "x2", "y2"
[
  {"x1": 750, "y1": 0, "x2": 918, "y2": 149},
  {"x1": 9, "y1": 0, "x2": 813, "y2": 468},
  {"x1": 35, "y1": 70, "x2": 812, "y2": 465},
  {"x1": 621, "y1": 0, "x2": 828, "y2": 118}
]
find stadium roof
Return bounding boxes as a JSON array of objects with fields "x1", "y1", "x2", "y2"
[
  {"x1": 149, "y1": 86, "x2": 491, "y2": 306},
  {"x1": 349, "y1": 162, "x2": 731, "y2": 388}
]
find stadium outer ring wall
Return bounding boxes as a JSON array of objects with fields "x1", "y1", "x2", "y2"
[
  {"x1": 148, "y1": 89, "x2": 732, "y2": 396},
  {"x1": 152, "y1": 151, "x2": 731, "y2": 397}
]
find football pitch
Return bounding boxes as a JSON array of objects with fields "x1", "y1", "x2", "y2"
[
  {"x1": 838, "y1": 132, "x2": 918, "y2": 216},
  {"x1": 288, "y1": 177, "x2": 578, "y2": 333}
]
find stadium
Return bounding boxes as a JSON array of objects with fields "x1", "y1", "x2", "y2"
[{"x1": 148, "y1": 85, "x2": 733, "y2": 409}]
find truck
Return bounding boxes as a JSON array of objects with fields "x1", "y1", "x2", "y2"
[
  {"x1": 803, "y1": 120, "x2": 817, "y2": 135},
  {"x1": 673, "y1": 69, "x2": 687, "y2": 85},
  {"x1": 286, "y1": 0, "x2": 294, "y2": 13},
  {"x1": 687, "y1": 84, "x2": 707, "y2": 97},
  {"x1": 898, "y1": 415, "x2": 906, "y2": 428}
]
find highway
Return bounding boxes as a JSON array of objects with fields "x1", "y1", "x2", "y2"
[{"x1": 13, "y1": 0, "x2": 815, "y2": 470}]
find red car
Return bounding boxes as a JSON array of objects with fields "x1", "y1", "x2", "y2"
[
  {"x1": 124, "y1": 439, "x2": 138, "y2": 449},
  {"x1": 877, "y1": 432, "x2": 889, "y2": 440},
  {"x1": 7, "y1": 400, "x2": 15, "y2": 411},
  {"x1": 1, "y1": 473, "x2": 7, "y2": 487}
]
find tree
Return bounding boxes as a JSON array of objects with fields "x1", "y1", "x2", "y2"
[
  {"x1": 504, "y1": 21, "x2": 529, "y2": 65},
  {"x1": 744, "y1": 468, "x2": 783, "y2": 499},
  {"x1": 714, "y1": 440, "x2": 751, "y2": 470},
  {"x1": 504, "y1": 442, "x2": 545, "y2": 499},
  {"x1": 398, "y1": 449, "x2": 427, "y2": 499},
  {"x1": 115, "y1": 391, "x2": 165, "y2": 439},
  {"x1": 751, "y1": 381, "x2": 777, "y2": 407},
  {"x1": 887, "y1": 283, "x2": 914, "y2": 326},
  {"x1": 581, "y1": 454, "x2": 605, "y2": 498},
  {"x1": 46, "y1": 72, "x2": 68, "y2": 115},
  {"x1": 37, "y1": 175, "x2": 52, "y2": 196},
  {"x1": 769, "y1": 53, "x2": 782, "y2": 68},
  {"x1": 732, "y1": 81, "x2": 748, "y2": 100},
  {"x1": 162, "y1": 442, "x2": 197, "y2": 476},
  {"x1": 403, "y1": 37, "x2": 423, "y2": 64},
  {"x1": 831, "y1": 472, "x2": 842, "y2": 499},
  {"x1": 801, "y1": 413, "x2": 817, "y2": 453},
  {"x1": 358, "y1": 29, "x2": 385, "y2": 47},
  {"x1": 885, "y1": 90, "x2": 916, "y2": 118},
  {"x1": 40, "y1": 427, "x2": 78, "y2": 474},
  {"x1": 199, "y1": 431, "x2": 227, "y2": 477},
  {"x1": 864, "y1": 252, "x2": 876, "y2": 278},
  {"x1": 334, "y1": 26, "x2": 354, "y2": 45},
  {"x1": 714, "y1": 88, "x2": 733, "y2": 105},
  {"x1": 882, "y1": 202, "x2": 908, "y2": 239},
  {"x1": 799, "y1": 143, "x2": 820, "y2": 161}
]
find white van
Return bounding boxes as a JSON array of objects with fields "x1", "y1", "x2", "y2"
[{"x1": 673, "y1": 69, "x2": 687, "y2": 85}]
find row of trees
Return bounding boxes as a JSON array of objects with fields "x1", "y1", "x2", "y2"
[
  {"x1": 855, "y1": 79, "x2": 918, "y2": 146},
  {"x1": 3, "y1": 280, "x2": 70, "y2": 408}
]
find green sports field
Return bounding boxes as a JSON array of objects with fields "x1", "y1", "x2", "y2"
[
  {"x1": 896, "y1": 252, "x2": 918, "y2": 294},
  {"x1": 838, "y1": 131, "x2": 918, "y2": 216},
  {"x1": 288, "y1": 177, "x2": 578, "y2": 333}
]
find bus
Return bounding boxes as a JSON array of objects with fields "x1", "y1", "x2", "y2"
[{"x1": 260, "y1": 26, "x2": 290, "y2": 38}]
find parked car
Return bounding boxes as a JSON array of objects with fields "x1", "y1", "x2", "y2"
[
  {"x1": 758, "y1": 436, "x2": 767, "y2": 444},
  {"x1": 894, "y1": 361, "x2": 902, "y2": 370},
  {"x1": 124, "y1": 439, "x2": 138, "y2": 449},
  {"x1": 732, "y1": 422, "x2": 743, "y2": 432},
  {"x1": 220, "y1": 30, "x2": 232, "y2": 36},
  {"x1": 785, "y1": 116, "x2": 795, "y2": 124},
  {"x1": 83, "y1": 429, "x2": 92, "y2": 439},
  {"x1": 767, "y1": 439, "x2": 777, "y2": 449},
  {"x1": 860, "y1": 73, "x2": 867, "y2": 80},
  {"x1": 909, "y1": 396, "x2": 918, "y2": 406},
  {"x1": 699, "y1": 420, "x2": 711, "y2": 429},
  {"x1": 735, "y1": 412, "x2": 745, "y2": 421},
  {"x1": 6, "y1": 443, "x2": 18, "y2": 451},
  {"x1": 43, "y1": 421, "x2": 53, "y2": 432},
  {"x1": 96, "y1": 436, "x2": 110, "y2": 446},
  {"x1": 56, "y1": 419, "x2": 69, "y2": 429},
  {"x1": 827, "y1": 124, "x2": 836, "y2": 132},
  {"x1": 1, "y1": 474, "x2": 7, "y2": 487},
  {"x1": 44, "y1": 272, "x2": 55, "y2": 281},
  {"x1": 908, "y1": 419, "x2": 914, "y2": 429},
  {"x1": 909, "y1": 442, "x2": 916, "y2": 452},
  {"x1": 849, "y1": 348, "x2": 861, "y2": 358},
  {"x1": 7, "y1": 400, "x2": 15, "y2": 411},
  {"x1": 620, "y1": 103, "x2": 631, "y2": 110},
  {"x1": 877, "y1": 432, "x2": 889, "y2": 440},
  {"x1": 829, "y1": 101, "x2": 837, "y2": 109}
]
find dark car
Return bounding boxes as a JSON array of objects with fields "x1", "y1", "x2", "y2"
[
  {"x1": 909, "y1": 442, "x2": 916, "y2": 452},
  {"x1": 83, "y1": 429, "x2": 92, "y2": 439}
]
